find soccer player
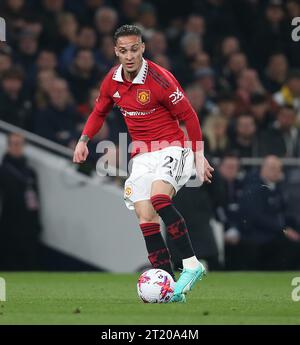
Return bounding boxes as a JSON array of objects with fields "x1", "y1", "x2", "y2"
[{"x1": 73, "y1": 25, "x2": 214, "y2": 302}]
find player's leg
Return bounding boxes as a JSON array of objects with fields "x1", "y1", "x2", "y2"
[
  {"x1": 150, "y1": 149, "x2": 206, "y2": 301},
  {"x1": 151, "y1": 180, "x2": 199, "y2": 267},
  {"x1": 134, "y1": 199, "x2": 176, "y2": 280}
]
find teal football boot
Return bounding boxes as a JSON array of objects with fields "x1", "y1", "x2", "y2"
[{"x1": 170, "y1": 262, "x2": 206, "y2": 302}]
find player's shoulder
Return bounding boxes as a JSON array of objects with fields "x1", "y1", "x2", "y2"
[{"x1": 147, "y1": 60, "x2": 179, "y2": 90}]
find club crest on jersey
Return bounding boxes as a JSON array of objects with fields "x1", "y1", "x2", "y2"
[
  {"x1": 137, "y1": 89, "x2": 150, "y2": 105},
  {"x1": 124, "y1": 185, "x2": 133, "y2": 198}
]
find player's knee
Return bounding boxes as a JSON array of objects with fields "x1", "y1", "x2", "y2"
[{"x1": 139, "y1": 212, "x2": 159, "y2": 224}]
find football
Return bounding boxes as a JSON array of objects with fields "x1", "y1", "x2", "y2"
[{"x1": 137, "y1": 269, "x2": 175, "y2": 303}]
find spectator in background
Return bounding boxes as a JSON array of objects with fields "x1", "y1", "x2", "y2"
[
  {"x1": 194, "y1": 67, "x2": 216, "y2": 104},
  {"x1": 26, "y1": 49, "x2": 58, "y2": 89},
  {"x1": 203, "y1": 114, "x2": 229, "y2": 157},
  {"x1": 38, "y1": 0, "x2": 65, "y2": 51},
  {"x1": 0, "y1": 68, "x2": 33, "y2": 130},
  {"x1": 263, "y1": 53, "x2": 289, "y2": 93},
  {"x1": 253, "y1": 0, "x2": 287, "y2": 68},
  {"x1": 152, "y1": 54, "x2": 172, "y2": 71},
  {"x1": 235, "y1": 69, "x2": 265, "y2": 114},
  {"x1": 76, "y1": 0, "x2": 106, "y2": 26},
  {"x1": 145, "y1": 31, "x2": 168, "y2": 59},
  {"x1": 175, "y1": 32, "x2": 203, "y2": 85},
  {"x1": 259, "y1": 105, "x2": 300, "y2": 157},
  {"x1": 183, "y1": 14, "x2": 207, "y2": 52},
  {"x1": 96, "y1": 35, "x2": 118, "y2": 73},
  {"x1": 34, "y1": 69, "x2": 58, "y2": 110},
  {"x1": 250, "y1": 93, "x2": 274, "y2": 134},
  {"x1": 165, "y1": 17, "x2": 184, "y2": 55},
  {"x1": 192, "y1": 0, "x2": 239, "y2": 52},
  {"x1": 0, "y1": 133, "x2": 41, "y2": 270},
  {"x1": 229, "y1": 114, "x2": 260, "y2": 158},
  {"x1": 0, "y1": 50, "x2": 13, "y2": 77},
  {"x1": 59, "y1": 26, "x2": 97, "y2": 72},
  {"x1": 118, "y1": 0, "x2": 142, "y2": 25},
  {"x1": 136, "y1": 3, "x2": 158, "y2": 39},
  {"x1": 273, "y1": 70, "x2": 300, "y2": 119},
  {"x1": 34, "y1": 78, "x2": 81, "y2": 146},
  {"x1": 55, "y1": 12, "x2": 79, "y2": 54},
  {"x1": 286, "y1": 0, "x2": 300, "y2": 18},
  {"x1": 185, "y1": 14, "x2": 206, "y2": 36},
  {"x1": 217, "y1": 154, "x2": 244, "y2": 270},
  {"x1": 94, "y1": 6, "x2": 119, "y2": 38},
  {"x1": 218, "y1": 36, "x2": 241, "y2": 67},
  {"x1": 220, "y1": 51, "x2": 248, "y2": 91},
  {"x1": 239, "y1": 155, "x2": 300, "y2": 270},
  {"x1": 36, "y1": 50, "x2": 58, "y2": 72},
  {"x1": 64, "y1": 48, "x2": 101, "y2": 104},
  {"x1": 191, "y1": 51, "x2": 211, "y2": 72},
  {"x1": 185, "y1": 84, "x2": 209, "y2": 121},
  {"x1": 213, "y1": 92, "x2": 237, "y2": 142},
  {"x1": 214, "y1": 92, "x2": 236, "y2": 121},
  {"x1": 15, "y1": 30, "x2": 39, "y2": 75},
  {"x1": 0, "y1": 0, "x2": 34, "y2": 42}
]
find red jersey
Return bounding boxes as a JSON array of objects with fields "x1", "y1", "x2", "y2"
[{"x1": 82, "y1": 58, "x2": 202, "y2": 155}]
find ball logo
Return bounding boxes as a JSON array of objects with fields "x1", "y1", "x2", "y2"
[
  {"x1": 137, "y1": 90, "x2": 150, "y2": 105},
  {"x1": 0, "y1": 277, "x2": 6, "y2": 302},
  {"x1": 124, "y1": 185, "x2": 132, "y2": 198},
  {"x1": 0, "y1": 17, "x2": 6, "y2": 42}
]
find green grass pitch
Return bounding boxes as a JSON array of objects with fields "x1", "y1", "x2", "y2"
[{"x1": 0, "y1": 272, "x2": 299, "y2": 325}]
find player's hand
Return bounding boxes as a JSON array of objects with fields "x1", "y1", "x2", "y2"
[
  {"x1": 203, "y1": 157, "x2": 214, "y2": 183},
  {"x1": 73, "y1": 141, "x2": 89, "y2": 163},
  {"x1": 195, "y1": 152, "x2": 214, "y2": 184}
]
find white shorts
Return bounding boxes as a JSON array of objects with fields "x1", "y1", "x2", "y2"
[{"x1": 124, "y1": 146, "x2": 194, "y2": 210}]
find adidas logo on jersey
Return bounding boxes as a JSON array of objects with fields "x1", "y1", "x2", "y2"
[{"x1": 113, "y1": 91, "x2": 121, "y2": 98}]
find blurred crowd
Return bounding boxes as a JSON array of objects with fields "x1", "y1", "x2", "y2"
[
  {"x1": 1, "y1": 0, "x2": 300, "y2": 160},
  {"x1": 1, "y1": 0, "x2": 300, "y2": 270}
]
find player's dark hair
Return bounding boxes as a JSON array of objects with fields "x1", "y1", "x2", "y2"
[{"x1": 114, "y1": 25, "x2": 143, "y2": 44}]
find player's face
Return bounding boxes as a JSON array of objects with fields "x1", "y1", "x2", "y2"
[{"x1": 115, "y1": 35, "x2": 145, "y2": 74}]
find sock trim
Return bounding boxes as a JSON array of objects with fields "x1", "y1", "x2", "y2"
[
  {"x1": 150, "y1": 194, "x2": 172, "y2": 211},
  {"x1": 140, "y1": 222, "x2": 160, "y2": 237}
]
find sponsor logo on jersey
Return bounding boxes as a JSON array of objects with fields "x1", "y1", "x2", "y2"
[
  {"x1": 119, "y1": 107, "x2": 156, "y2": 117},
  {"x1": 137, "y1": 89, "x2": 150, "y2": 105},
  {"x1": 169, "y1": 87, "x2": 184, "y2": 105}
]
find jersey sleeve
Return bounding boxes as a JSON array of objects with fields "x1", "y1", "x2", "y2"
[
  {"x1": 82, "y1": 73, "x2": 114, "y2": 140},
  {"x1": 159, "y1": 72, "x2": 203, "y2": 152}
]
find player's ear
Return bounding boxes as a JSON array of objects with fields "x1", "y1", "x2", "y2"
[
  {"x1": 114, "y1": 47, "x2": 119, "y2": 57},
  {"x1": 142, "y1": 42, "x2": 145, "y2": 54}
]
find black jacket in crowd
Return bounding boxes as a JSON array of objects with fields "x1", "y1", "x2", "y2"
[
  {"x1": 0, "y1": 154, "x2": 41, "y2": 270},
  {"x1": 239, "y1": 174, "x2": 288, "y2": 244}
]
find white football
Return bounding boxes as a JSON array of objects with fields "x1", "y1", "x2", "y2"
[{"x1": 137, "y1": 269, "x2": 175, "y2": 303}]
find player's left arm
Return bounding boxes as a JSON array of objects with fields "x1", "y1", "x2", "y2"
[{"x1": 160, "y1": 75, "x2": 214, "y2": 183}]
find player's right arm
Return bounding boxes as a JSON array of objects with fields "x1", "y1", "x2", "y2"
[{"x1": 73, "y1": 73, "x2": 114, "y2": 163}]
